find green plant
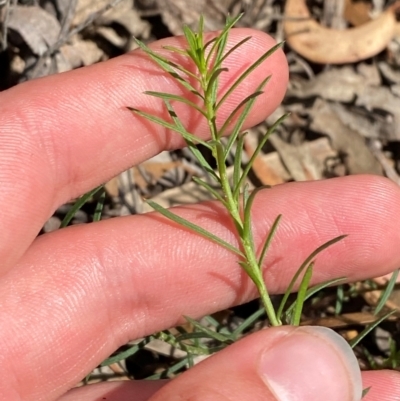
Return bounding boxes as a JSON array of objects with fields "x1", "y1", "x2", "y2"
[{"x1": 128, "y1": 14, "x2": 344, "y2": 327}]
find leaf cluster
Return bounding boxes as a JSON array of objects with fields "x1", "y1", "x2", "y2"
[{"x1": 128, "y1": 15, "x2": 351, "y2": 327}]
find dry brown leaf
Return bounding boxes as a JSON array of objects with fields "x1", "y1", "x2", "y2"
[
  {"x1": 97, "y1": 1, "x2": 150, "y2": 38},
  {"x1": 106, "y1": 161, "x2": 177, "y2": 196},
  {"x1": 7, "y1": 5, "x2": 61, "y2": 56},
  {"x1": 155, "y1": 0, "x2": 235, "y2": 35},
  {"x1": 353, "y1": 277, "x2": 400, "y2": 315},
  {"x1": 72, "y1": 0, "x2": 112, "y2": 25},
  {"x1": 301, "y1": 311, "x2": 398, "y2": 329},
  {"x1": 284, "y1": 0, "x2": 400, "y2": 64},
  {"x1": 289, "y1": 65, "x2": 379, "y2": 103},
  {"x1": 309, "y1": 99, "x2": 383, "y2": 175},
  {"x1": 140, "y1": 165, "x2": 252, "y2": 213},
  {"x1": 344, "y1": 0, "x2": 372, "y2": 26},
  {"x1": 140, "y1": 180, "x2": 215, "y2": 213},
  {"x1": 244, "y1": 135, "x2": 288, "y2": 186},
  {"x1": 268, "y1": 136, "x2": 337, "y2": 182},
  {"x1": 58, "y1": 37, "x2": 104, "y2": 71}
]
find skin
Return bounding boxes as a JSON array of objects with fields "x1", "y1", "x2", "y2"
[{"x1": 0, "y1": 28, "x2": 400, "y2": 401}]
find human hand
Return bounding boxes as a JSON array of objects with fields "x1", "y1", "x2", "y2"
[{"x1": 1, "y1": 29, "x2": 400, "y2": 401}]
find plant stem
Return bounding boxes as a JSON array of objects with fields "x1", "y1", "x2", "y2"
[
  {"x1": 241, "y1": 236, "x2": 281, "y2": 326},
  {"x1": 200, "y1": 60, "x2": 280, "y2": 326}
]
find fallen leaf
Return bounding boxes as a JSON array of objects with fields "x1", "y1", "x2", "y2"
[
  {"x1": 284, "y1": 0, "x2": 400, "y2": 64},
  {"x1": 268, "y1": 136, "x2": 337, "y2": 182},
  {"x1": 7, "y1": 5, "x2": 61, "y2": 56},
  {"x1": 58, "y1": 37, "x2": 104, "y2": 71},
  {"x1": 244, "y1": 132, "x2": 288, "y2": 186},
  {"x1": 302, "y1": 311, "x2": 398, "y2": 329},
  {"x1": 309, "y1": 99, "x2": 383, "y2": 175},
  {"x1": 289, "y1": 65, "x2": 400, "y2": 140},
  {"x1": 344, "y1": 0, "x2": 372, "y2": 26},
  {"x1": 288, "y1": 65, "x2": 379, "y2": 103}
]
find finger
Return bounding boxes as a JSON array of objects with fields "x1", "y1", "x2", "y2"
[
  {"x1": 0, "y1": 29, "x2": 288, "y2": 272},
  {"x1": 51, "y1": 342, "x2": 400, "y2": 401},
  {"x1": 361, "y1": 370, "x2": 400, "y2": 401},
  {"x1": 58, "y1": 327, "x2": 365, "y2": 401},
  {"x1": 57, "y1": 380, "x2": 167, "y2": 401},
  {"x1": 148, "y1": 326, "x2": 362, "y2": 401},
  {"x1": 2, "y1": 175, "x2": 400, "y2": 400}
]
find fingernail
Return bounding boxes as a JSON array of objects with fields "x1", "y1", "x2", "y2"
[{"x1": 259, "y1": 326, "x2": 362, "y2": 401}]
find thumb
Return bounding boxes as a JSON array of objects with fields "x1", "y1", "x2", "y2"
[{"x1": 149, "y1": 326, "x2": 362, "y2": 401}]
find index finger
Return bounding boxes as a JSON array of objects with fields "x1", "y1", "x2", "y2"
[{"x1": 0, "y1": 29, "x2": 288, "y2": 273}]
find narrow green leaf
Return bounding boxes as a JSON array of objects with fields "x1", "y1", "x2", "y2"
[
  {"x1": 214, "y1": 36, "x2": 252, "y2": 71},
  {"x1": 196, "y1": 15, "x2": 205, "y2": 71},
  {"x1": 232, "y1": 308, "x2": 265, "y2": 337},
  {"x1": 362, "y1": 346, "x2": 378, "y2": 369},
  {"x1": 101, "y1": 337, "x2": 151, "y2": 366},
  {"x1": 258, "y1": 214, "x2": 282, "y2": 268},
  {"x1": 206, "y1": 15, "x2": 240, "y2": 105},
  {"x1": 242, "y1": 184, "x2": 255, "y2": 253},
  {"x1": 134, "y1": 38, "x2": 201, "y2": 96},
  {"x1": 284, "y1": 277, "x2": 347, "y2": 321},
  {"x1": 162, "y1": 45, "x2": 188, "y2": 56},
  {"x1": 205, "y1": 13, "x2": 244, "y2": 66},
  {"x1": 175, "y1": 331, "x2": 227, "y2": 342},
  {"x1": 205, "y1": 67, "x2": 229, "y2": 99},
  {"x1": 189, "y1": 150, "x2": 218, "y2": 180},
  {"x1": 220, "y1": 79, "x2": 268, "y2": 144},
  {"x1": 277, "y1": 234, "x2": 347, "y2": 321},
  {"x1": 198, "y1": 14, "x2": 205, "y2": 39},
  {"x1": 220, "y1": 78, "x2": 271, "y2": 157},
  {"x1": 60, "y1": 186, "x2": 103, "y2": 228},
  {"x1": 187, "y1": 354, "x2": 194, "y2": 369},
  {"x1": 162, "y1": 100, "x2": 218, "y2": 180},
  {"x1": 213, "y1": 142, "x2": 243, "y2": 231},
  {"x1": 92, "y1": 188, "x2": 105, "y2": 222},
  {"x1": 242, "y1": 183, "x2": 250, "y2": 210},
  {"x1": 374, "y1": 268, "x2": 399, "y2": 315},
  {"x1": 204, "y1": 314, "x2": 221, "y2": 328},
  {"x1": 362, "y1": 387, "x2": 371, "y2": 399},
  {"x1": 157, "y1": 329, "x2": 226, "y2": 356},
  {"x1": 184, "y1": 316, "x2": 233, "y2": 343},
  {"x1": 154, "y1": 47, "x2": 202, "y2": 82},
  {"x1": 192, "y1": 176, "x2": 226, "y2": 204},
  {"x1": 147, "y1": 200, "x2": 244, "y2": 257},
  {"x1": 219, "y1": 75, "x2": 271, "y2": 145},
  {"x1": 233, "y1": 113, "x2": 288, "y2": 199},
  {"x1": 349, "y1": 310, "x2": 397, "y2": 348},
  {"x1": 290, "y1": 262, "x2": 314, "y2": 326},
  {"x1": 216, "y1": 42, "x2": 284, "y2": 111},
  {"x1": 335, "y1": 284, "x2": 345, "y2": 315},
  {"x1": 128, "y1": 107, "x2": 212, "y2": 149},
  {"x1": 232, "y1": 133, "x2": 246, "y2": 195},
  {"x1": 182, "y1": 25, "x2": 198, "y2": 61},
  {"x1": 144, "y1": 91, "x2": 206, "y2": 117},
  {"x1": 243, "y1": 187, "x2": 265, "y2": 248}
]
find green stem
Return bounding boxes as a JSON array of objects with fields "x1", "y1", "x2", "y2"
[
  {"x1": 242, "y1": 239, "x2": 281, "y2": 326},
  {"x1": 201, "y1": 67, "x2": 280, "y2": 326},
  {"x1": 215, "y1": 142, "x2": 279, "y2": 326},
  {"x1": 202, "y1": 72, "x2": 243, "y2": 229}
]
